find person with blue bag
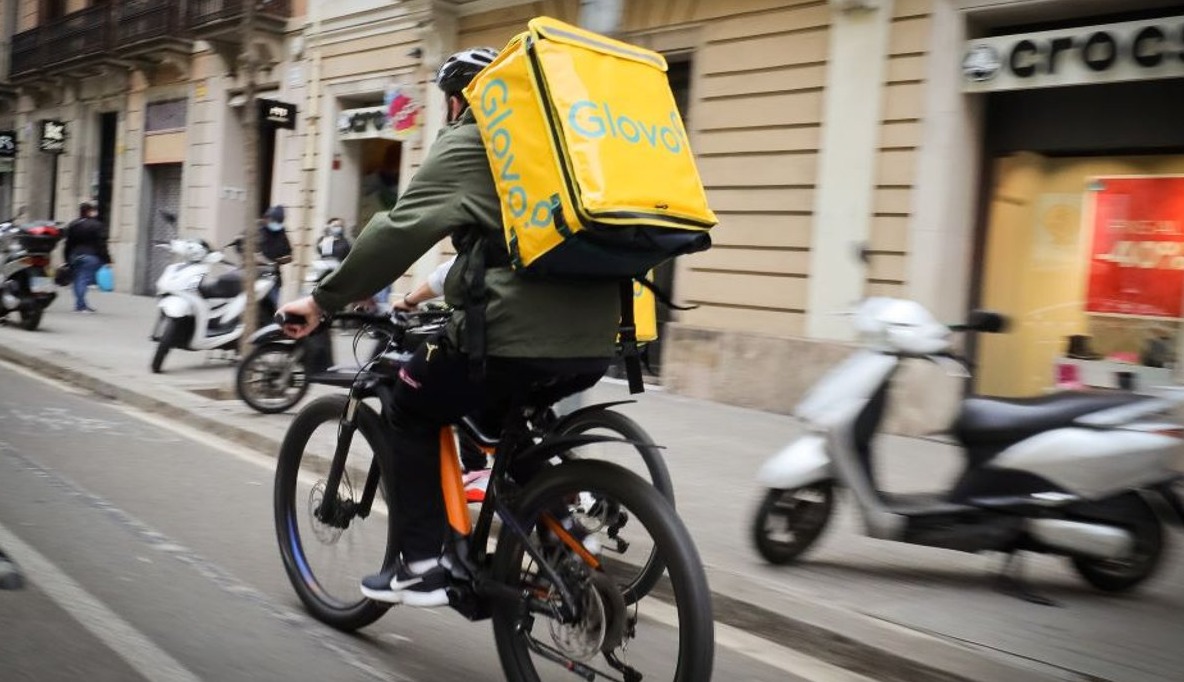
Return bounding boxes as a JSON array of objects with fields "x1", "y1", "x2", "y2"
[{"x1": 62, "y1": 201, "x2": 111, "y2": 314}]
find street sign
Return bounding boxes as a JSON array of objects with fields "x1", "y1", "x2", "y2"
[
  {"x1": 38, "y1": 120, "x2": 67, "y2": 154},
  {"x1": 258, "y1": 98, "x2": 296, "y2": 130}
]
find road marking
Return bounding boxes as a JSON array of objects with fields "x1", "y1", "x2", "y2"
[
  {"x1": 0, "y1": 448, "x2": 401, "y2": 682},
  {"x1": 639, "y1": 598, "x2": 880, "y2": 682},
  {"x1": 0, "y1": 521, "x2": 204, "y2": 682}
]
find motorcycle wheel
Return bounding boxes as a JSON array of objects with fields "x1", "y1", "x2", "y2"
[
  {"x1": 1071, "y1": 494, "x2": 1165, "y2": 593},
  {"x1": 18, "y1": 307, "x2": 42, "y2": 331},
  {"x1": 236, "y1": 343, "x2": 309, "y2": 414},
  {"x1": 751, "y1": 481, "x2": 835, "y2": 565},
  {"x1": 151, "y1": 318, "x2": 183, "y2": 374}
]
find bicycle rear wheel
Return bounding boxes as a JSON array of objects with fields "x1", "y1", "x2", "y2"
[
  {"x1": 274, "y1": 394, "x2": 396, "y2": 631},
  {"x1": 552, "y1": 409, "x2": 673, "y2": 603},
  {"x1": 556, "y1": 408, "x2": 674, "y2": 504},
  {"x1": 491, "y1": 460, "x2": 714, "y2": 682}
]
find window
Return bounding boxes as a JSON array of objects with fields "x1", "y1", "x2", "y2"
[{"x1": 145, "y1": 99, "x2": 188, "y2": 133}]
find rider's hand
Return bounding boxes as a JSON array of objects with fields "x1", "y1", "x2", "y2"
[
  {"x1": 349, "y1": 298, "x2": 378, "y2": 314},
  {"x1": 277, "y1": 296, "x2": 324, "y2": 339},
  {"x1": 391, "y1": 292, "x2": 417, "y2": 312}
]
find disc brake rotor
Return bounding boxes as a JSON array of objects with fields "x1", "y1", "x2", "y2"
[
  {"x1": 308, "y1": 478, "x2": 354, "y2": 545},
  {"x1": 546, "y1": 570, "x2": 627, "y2": 661}
]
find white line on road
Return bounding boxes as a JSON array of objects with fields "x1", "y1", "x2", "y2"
[
  {"x1": 0, "y1": 521, "x2": 204, "y2": 682},
  {"x1": 640, "y1": 598, "x2": 881, "y2": 682}
]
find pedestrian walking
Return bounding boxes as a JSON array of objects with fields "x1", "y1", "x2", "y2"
[
  {"x1": 258, "y1": 205, "x2": 293, "y2": 309},
  {"x1": 62, "y1": 201, "x2": 110, "y2": 313}
]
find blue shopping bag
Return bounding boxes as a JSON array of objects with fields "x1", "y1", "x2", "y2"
[{"x1": 96, "y1": 264, "x2": 114, "y2": 292}]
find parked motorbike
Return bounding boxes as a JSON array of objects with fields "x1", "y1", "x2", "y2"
[
  {"x1": 752, "y1": 297, "x2": 1184, "y2": 603},
  {"x1": 0, "y1": 211, "x2": 62, "y2": 331},
  {"x1": 235, "y1": 305, "x2": 450, "y2": 414},
  {"x1": 150, "y1": 214, "x2": 279, "y2": 373}
]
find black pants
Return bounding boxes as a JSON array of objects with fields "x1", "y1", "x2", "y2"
[{"x1": 383, "y1": 334, "x2": 609, "y2": 561}]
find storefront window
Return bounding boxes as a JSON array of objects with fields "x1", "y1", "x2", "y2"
[{"x1": 978, "y1": 154, "x2": 1184, "y2": 396}]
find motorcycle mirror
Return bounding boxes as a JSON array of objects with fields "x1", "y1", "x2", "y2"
[{"x1": 966, "y1": 310, "x2": 1008, "y2": 334}]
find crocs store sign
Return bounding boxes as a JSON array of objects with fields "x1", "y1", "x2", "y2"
[{"x1": 962, "y1": 17, "x2": 1184, "y2": 92}]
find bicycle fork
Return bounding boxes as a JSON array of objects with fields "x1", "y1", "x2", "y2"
[{"x1": 316, "y1": 395, "x2": 382, "y2": 528}]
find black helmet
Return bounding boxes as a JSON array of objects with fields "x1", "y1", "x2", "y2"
[{"x1": 434, "y1": 47, "x2": 498, "y2": 96}]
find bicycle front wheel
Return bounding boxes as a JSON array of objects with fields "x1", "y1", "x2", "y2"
[
  {"x1": 491, "y1": 460, "x2": 714, "y2": 682},
  {"x1": 274, "y1": 394, "x2": 396, "y2": 631}
]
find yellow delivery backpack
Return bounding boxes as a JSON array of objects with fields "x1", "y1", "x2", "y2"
[
  {"x1": 465, "y1": 16, "x2": 716, "y2": 278},
  {"x1": 463, "y1": 17, "x2": 714, "y2": 390}
]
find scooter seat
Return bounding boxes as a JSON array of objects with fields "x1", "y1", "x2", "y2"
[
  {"x1": 954, "y1": 391, "x2": 1147, "y2": 448},
  {"x1": 198, "y1": 271, "x2": 243, "y2": 299}
]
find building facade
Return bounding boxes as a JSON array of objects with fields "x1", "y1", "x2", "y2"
[
  {"x1": 5, "y1": 0, "x2": 309, "y2": 296},
  {"x1": 5, "y1": 0, "x2": 1182, "y2": 418}
]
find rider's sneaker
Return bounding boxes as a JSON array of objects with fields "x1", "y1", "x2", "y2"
[
  {"x1": 360, "y1": 558, "x2": 450, "y2": 607},
  {"x1": 463, "y1": 469, "x2": 491, "y2": 504}
]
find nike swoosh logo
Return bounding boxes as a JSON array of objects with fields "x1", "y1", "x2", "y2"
[{"x1": 390, "y1": 575, "x2": 424, "y2": 590}]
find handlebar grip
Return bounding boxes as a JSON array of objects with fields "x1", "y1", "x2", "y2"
[{"x1": 275, "y1": 311, "x2": 307, "y2": 326}]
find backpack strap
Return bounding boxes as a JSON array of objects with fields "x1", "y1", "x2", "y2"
[
  {"x1": 618, "y1": 280, "x2": 645, "y2": 394},
  {"x1": 636, "y1": 275, "x2": 697, "y2": 311},
  {"x1": 453, "y1": 227, "x2": 512, "y2": 380}
]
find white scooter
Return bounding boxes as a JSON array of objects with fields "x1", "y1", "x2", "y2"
[
  {"x1": 150, "y1": 218, "x2": 278, "y2": 373},
  {"x1": 752, "y1": 297, "x2": 1184, "y2": 603}
]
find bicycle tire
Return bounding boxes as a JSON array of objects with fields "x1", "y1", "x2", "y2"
[
  {"x1": 274, "y1": 394, "x2": 396, "y2": 631},
  {"x1": 556, "y1": 409, "x2": 675, "y2": 506},
  {"x1": 490, "y1": 460, "x2": 714, "y2": 682},
  {"x1": 236, "y1": 343, "x2": 309, "y2": 414},
  {"x1": 551, "y1": 409, "x2": 672, "y2": 602}
]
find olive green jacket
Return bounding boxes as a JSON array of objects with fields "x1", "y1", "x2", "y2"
[{"x1": 312, "y1": 112, "x2": 620, "y2": 359}]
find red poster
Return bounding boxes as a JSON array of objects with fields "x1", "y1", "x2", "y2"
[{"x1": 1085, "y1": 176, "x2": 1184, "y2": 318}]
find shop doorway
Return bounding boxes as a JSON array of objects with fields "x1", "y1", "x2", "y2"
[
  {"x1": 136, "y1": 163, "x2": 182, "y2": 295},
  {"x1": 96, "y1": 112, "x2": 117, "y2": 226},
  {"x1": 259, "y1": 121, "x2": 278, "y2": 216},
  {"x1": 973, "y1": 77, "x2": 1184, "y2": 397},
  {"x1": 354, "y1": 139, "x2": 401, "y2": 235}
]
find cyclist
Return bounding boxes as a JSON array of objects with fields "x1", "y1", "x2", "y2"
[
  {"x1": 392, "y1": 255, "x2": 490, "y2": 493},
  {"x1": 277, "y1": 47, "x2": 621, "y2": 607}
]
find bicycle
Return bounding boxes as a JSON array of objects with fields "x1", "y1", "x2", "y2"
[{"x1": 274, "y1": 319, "x2": 710, "y2": 680}]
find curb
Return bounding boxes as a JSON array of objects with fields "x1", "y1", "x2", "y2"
[{"x1": 0, "y1": 344, "x2": 1095, "y2": 682}]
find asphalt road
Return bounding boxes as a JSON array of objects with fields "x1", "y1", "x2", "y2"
[{"x1": 0, "y1": 361, "x2": 841, "y2": 682}]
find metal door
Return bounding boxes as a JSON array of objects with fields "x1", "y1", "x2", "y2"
[{"x1": 141, "y1": 164, "x2": 182, "y2": 294}]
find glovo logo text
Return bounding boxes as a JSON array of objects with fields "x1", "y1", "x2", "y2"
[
  {"x1": 568, "y1": 101, "x2": 686, "y2": 154},
  {"x1": 479, "y1": 78, "x2": 554, "y2": 229}
]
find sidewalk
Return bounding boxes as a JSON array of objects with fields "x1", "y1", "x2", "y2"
[{"x1": 1, "y1": 291, "x2": 1180, "y2": 682}]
